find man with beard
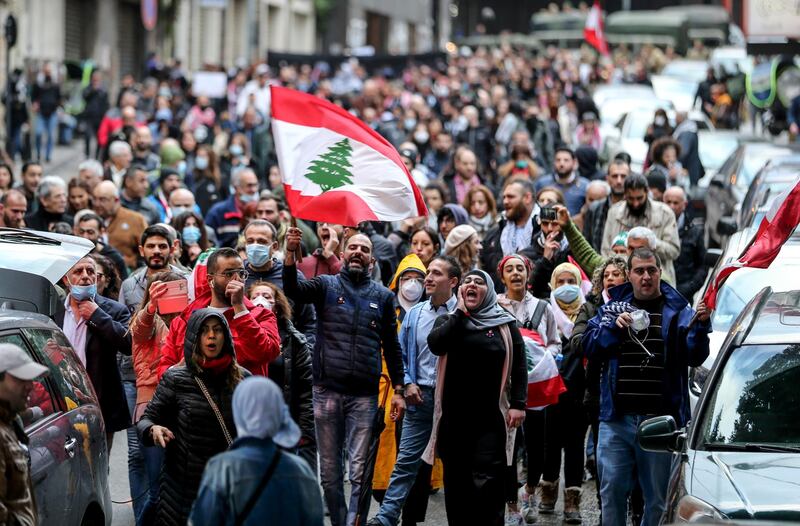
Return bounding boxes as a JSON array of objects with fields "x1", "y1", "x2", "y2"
[
  {"x1": 130, "y1": 125, "x2": 160, "y2": 172},
  {"x1": 0, "y1": 189, "x2": 27, "y2": 228},
  {"x1": 601, "y1": 174, "x2": 680, "y2": 285},
  {"x1": 583, "y1": 158, "x2": 630, "y2": 251},
  {"x1": 117, "y1": 225, "x2": 186, "y2": 521},
  {"x1": 119, "y1": 225, "x2": 187, "y2": 311},
  {"x1": 534, "y1": 147, "x2": 590, "y2": 216},
  {"x1": 421, "y1": 132, "x2": 453, "y2": 179},
  {"x1": 521, "y1": 204, "x2": 576, "y2": 299},
  {"x1": 480, "y1": 179, "x2": 540, "y2": 290},
  {"x1": 283, "y1": 227, "x2": 406, "y2": 526},
  {"x1": 158, "y1": 247, "x2": 280, "y2": 377}
]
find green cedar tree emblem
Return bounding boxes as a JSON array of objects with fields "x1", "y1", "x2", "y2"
[{"x1": 304, "y1": 138, "x2": 355, "y2": 192}]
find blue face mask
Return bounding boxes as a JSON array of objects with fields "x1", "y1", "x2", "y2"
[
  {"x1": 229, "y1": 144, "x2": 244, "y2": 157},
  {"x1": 246, "y1": 243, "x2": 271, "y2": 268},
  {"x1": 239, "y1": 191, "x2": 258, "y2": 204},
  {"x1": 553, "y1": 284, "x2": 581, "y2": 303},
  {"x1": 182, "y1": 225, "x2": 202, "y2": 245},
  {"x1": 71, "y1": 284, "x2": 97, "y2": 302},
  {"x1": 177, "y1": 160, "x2": 187, "y2": 176},
  {"x1": 195, "y1": 156, "x2": 209, "y2": 171}
]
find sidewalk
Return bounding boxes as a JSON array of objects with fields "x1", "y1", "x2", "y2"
[{"x1": 39, "y1": 140, "x2": 90, "y2": 183}]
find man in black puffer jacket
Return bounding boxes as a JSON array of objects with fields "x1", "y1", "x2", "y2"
[
  {"x1": 137, "y1": 309, "x2": 250, "y2": 526},
  {"x1": 283, "y1": 227, "x2": 406, "y2": 526}
]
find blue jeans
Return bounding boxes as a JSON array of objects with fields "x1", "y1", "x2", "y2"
[
  {"x1": 597, "y1": 415, "x2": 673, "y2": 526},
  {"x1": 34, "y1": 113, "x2": 58, "y2": 162},
  {"x1": 313, "y1": 386, "x2": 378, "y2": 526},
  {"x1": 374, "y1": 386, "x2": 434, "y2": 526},
  {"x1": 123, "y1": 381, "x2": 148, "y2": 525}
]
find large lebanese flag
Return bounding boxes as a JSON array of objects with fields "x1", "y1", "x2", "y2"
[
  {"x1": 520, "y1": 329, "x2": 566, "y2": 409},
  {"x1": 584, "y1": 2, "x2": 609, "y2": 56},
  {"x1": 270, "y1": 86, "x2": 427, "y2": 226},
  {"x1": 703, "y1": 180, "x2": 800, "y2": 309}
]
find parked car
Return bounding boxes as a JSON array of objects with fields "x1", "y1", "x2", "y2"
[
  {"x1": 603, "y1": 107, "x2": 712, "y2": 174},
  {"x1": 703, "y1": 142, "x2": 796, "y2": 248},
  {"x1": 639, "y1": 286, "x2": 800, "y2": 523},
  {"x1": 0, "y1": 228, "x2": 111, "y2": 525},
  {"x1": 738, "y1": 156, "x2": 800, "y2": 231},
  {"x1": 660, "y1": 59, "x2": 710, "y2": 84},
  {"x1": 690, "y1": 230, "x2": 800, "y2": 409}
]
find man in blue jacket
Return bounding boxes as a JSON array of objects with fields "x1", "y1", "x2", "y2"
[
  {"x1": 367, "y1": 255, "x2": 460, "y2": 526},
  {"x1": 283, "y1": 227, "x2": 406, "y2": 526},
  {"x1": 582, "y1": 247, "x2": 710, "y2": 526}
]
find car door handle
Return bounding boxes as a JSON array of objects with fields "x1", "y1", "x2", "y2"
[{"x1": 64, "y1": 437, "x2": 78, "y2": 458}]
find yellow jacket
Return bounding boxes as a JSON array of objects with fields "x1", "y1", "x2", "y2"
[{"x1": 373, "y1": 254, "x2": 443, "y2": 490}]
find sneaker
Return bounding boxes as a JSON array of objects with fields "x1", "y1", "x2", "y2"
[
  {"x1": 518, "y1": 486, "x2": 538, "y2": 524},
  {"x1": 505, "y1": 509, "x2": 524, "y2": 526}
]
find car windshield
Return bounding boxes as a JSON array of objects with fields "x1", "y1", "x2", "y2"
[
  {"x1": 711, "y1": 267, "x2": 800, "y2": 332},
  {"x1": 698, "y1": 343, "x2": 800, "y2": 447},
  {"x1": 699, "y1": 135, "x2": 739, "y2": 171},
  {"x1": 737, "y1": 149, "x2": 792, "y2": 189},
  {"x1": 661, "y1": 61, "x2": 709, "y2": 83}
]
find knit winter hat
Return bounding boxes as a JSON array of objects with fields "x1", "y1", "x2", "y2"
[
  {"x1": 613, "y1": 231, "x2": 628, "y2": 248},
  {"x1": 445, "y1": 224, "x2": 478, "y2": 252},
  {"x1": 160, "y1": 141, "x2": 186, "y2": 166}
]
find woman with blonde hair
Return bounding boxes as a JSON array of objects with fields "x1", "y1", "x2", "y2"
[{"x1": 444, "y1": 224, "x2": 483, "y2": 276}]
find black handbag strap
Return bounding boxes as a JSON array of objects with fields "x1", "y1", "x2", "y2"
[{"x1": 234, "y1": 449, "x2": 283, "y2": 526}]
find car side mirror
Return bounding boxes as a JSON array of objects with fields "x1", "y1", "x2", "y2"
[
  {"x1": 637, "y1": 415, "x2": 685, "y2": 453},
  {"x1": 704, "y1": 248, "x2": 722, "y2": 267},
  {"x1": 716, "y1": 216, "x2": 738, "y2": 237}
]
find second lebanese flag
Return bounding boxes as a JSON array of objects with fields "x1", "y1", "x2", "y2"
[
  {"x1": 520, "y1": 329, "x2": 566, "y2": 410},
  {"x1": 270, "y1": 86, "x2": 427, "y2": 226},
  {"x1": 584, "y1": 2, "x2": 609, "y2": 56},
  {"x1": 703, "y1": 180, "x2": 800, "y2": 309}
]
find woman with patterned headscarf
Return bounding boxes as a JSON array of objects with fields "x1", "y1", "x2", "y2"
[{"x1": 538, "y1": 262, "x2": 588, "y2": 524}]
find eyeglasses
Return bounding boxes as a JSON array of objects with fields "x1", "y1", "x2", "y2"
[
  {"x1": 213, "y1": 269, "x2": 248, "y2": 280},
  {"x1": 631, "y1": 266, "x2": 660, "y2": 277}
]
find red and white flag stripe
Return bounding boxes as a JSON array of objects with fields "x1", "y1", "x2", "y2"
[
  {"x1": 520, "y1": 329, "x2": 567, "y2": 410},
  {"x1": 703, "y1": 180, "x2": 800, "y2": 309},
  {"x1": 584, "y1": 2, "x2": 609, "y2": 56},
  {"x1": 270, "y1": 86, "x2": 427, "y2": 226}
]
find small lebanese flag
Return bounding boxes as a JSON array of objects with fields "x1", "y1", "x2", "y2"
[
  {"x1": 703, "y1": 180, "x2": 800, "y2": 309},
  {"x1": 270, "y1": 86, "x2": 427, "y2": 226},
  {"x1": 520, "y1": 328, "x2": 567, "y2": 410},
  {"x1": 584, "y1": 2, "x2": 609, "y2": 56},
  {"x1": 188, "y1": 248, "x2": 217, "y2": 301}
]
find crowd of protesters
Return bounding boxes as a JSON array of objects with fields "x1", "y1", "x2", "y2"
[{"x1": 0, "y1": 37, "x2": 719, "y2": 526}]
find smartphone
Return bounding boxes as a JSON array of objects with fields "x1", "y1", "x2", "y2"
[{"x1": 157, "y1": 279, "x2": 189, "y2": 314}]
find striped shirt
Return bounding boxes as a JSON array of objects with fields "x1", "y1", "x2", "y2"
[{"x1": 616, "y1": 296, "x2": 666, "y2": 416}]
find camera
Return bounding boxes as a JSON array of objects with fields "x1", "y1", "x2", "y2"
[{"x1": 539, "y1": 207, "x2": 557, "y2": 222}]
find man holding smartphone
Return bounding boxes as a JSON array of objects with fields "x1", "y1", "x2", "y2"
[
  {"x1": 158, "y1": 247, "x2": 281, "y2": 378},
  {"x1": 521, "y1": 204, "x2": 576, "y2": 299},
  {"x1": 119, "y1": 225, "x2": 188, "y2": 312}
]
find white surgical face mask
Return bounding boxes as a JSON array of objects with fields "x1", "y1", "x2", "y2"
[
  {"x1": 251, "y1": 295, "x2": 273, "y2": 310},
  {"x1": 400, "y1": 279, "x2": 424, "y2": 303}
]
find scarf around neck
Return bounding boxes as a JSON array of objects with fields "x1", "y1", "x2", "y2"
[{"x1": 462, "y1": 269, "x2": 517, "y2": 331}]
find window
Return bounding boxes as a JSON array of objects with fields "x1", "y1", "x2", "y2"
[
  {"x1": 0, "y1": 333, "x2": 57, "y2": 428},
  {"x1": 22, "y1": 329, "x2": 95, "y2": 408},
  {"x1": 698, "y1": 344, "x2": 800, "y2": 447}
]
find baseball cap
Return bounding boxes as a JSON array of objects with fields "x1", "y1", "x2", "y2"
[
  {"x1": 399, "y1": 147, "x2": 417, "y2": 161},
  {"x1": 0, "y1": 344, "x2": 48, "y2": 380}
]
